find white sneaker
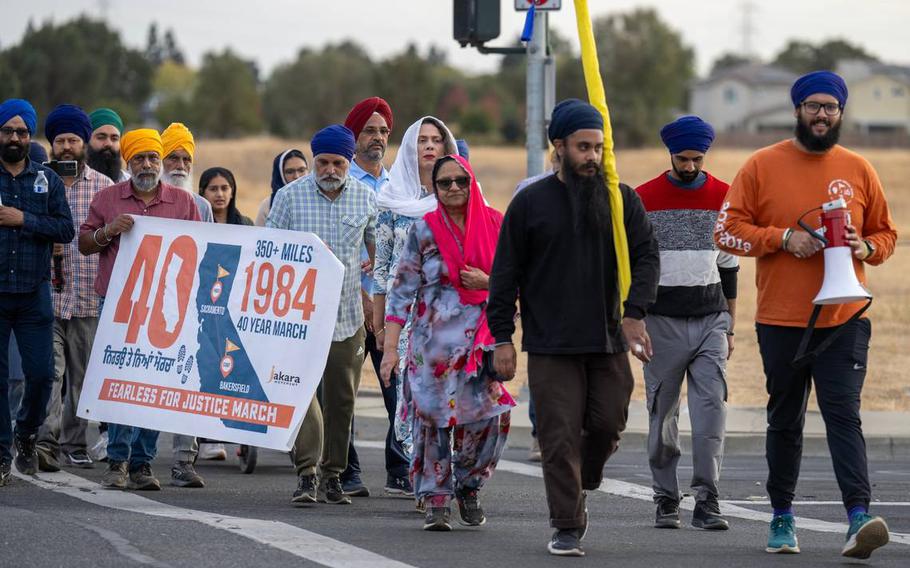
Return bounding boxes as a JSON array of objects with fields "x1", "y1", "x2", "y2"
[
  {"x1": 198, "y1": 442, "x2": 227, "y2": 460},
  {"x1": 90, "y1": 431, "x2": 109, "y2": 462}
]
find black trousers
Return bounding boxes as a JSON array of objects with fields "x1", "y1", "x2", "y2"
[
  {"x1": 341, "y1": 330, "x2": 409, "y2": 482},
  {"x1": 756, "y1": 318, "x2": 872, "y2": 512},
  {"x1": 528, "y1": 352, "x2": 634, "y2": 529}
]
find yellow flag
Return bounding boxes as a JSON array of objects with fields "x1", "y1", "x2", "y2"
[
  {"x1": 224, "y1": 339, "x2": 241, "y2": 353},
  {"x1": 573, "y1": 0, "x2": 631, "y2": 313},
  {"x1": 216, "y1": 265, "x2": 231, "y2": 279}
]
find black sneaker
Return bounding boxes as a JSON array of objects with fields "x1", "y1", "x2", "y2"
[
  {"x1": 342, "y1": 475, "x2": 370, "y2": 497},
  {"x1": 13, "y1": 433, "x2": 38, "y2": 475},
  {"x1": 318, "y1": 476, "x2": 351, "y2": 505},
  {"x1": 36, "y1": 445, "x2": 61, "y2": 472},
  {"x1": 548, "y1": 529, "x2": 585, "y2": 556},
  {"x1": 0, "y1": 460, "x2": 11, "y2": 487},
  {"x1": 655, "y1": 498, "x2": 681, "y2": 529},
  {"x1": 291, "y1": 474, "x2": 318, "y2": 504},
  {"x1": 384, "y1": 475, "x2": 414, "y2": 497},
  {"x1": 423, "y1": 507, "x2": 453, "y2": 531},
  {"x1": 128, "y1": 462, "x2": 161, "y2": 490},
  {"x1": 62, "y1": 449, "x2": 94, "y2": 469},
  {"x1": 692, "y1": 497, "x2": 729, "y2": 530},
  {"x1": 171, "y1": 461, "x2": 205, "y2": 488},
  {"x1": 455, "y1": 487, "x2": 486, "y2": 526}
]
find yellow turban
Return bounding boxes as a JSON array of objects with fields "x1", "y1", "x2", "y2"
[
  {"x1": 121, "y1": 129, "x2": 163, "y2": 163},
  {"x1": 161, "y1": 122, "x2": 195, "y2": 159}
]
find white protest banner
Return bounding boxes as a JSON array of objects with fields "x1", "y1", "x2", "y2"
[{"x1": 78, "y1": 216, "x2": 344, "y2": 451}]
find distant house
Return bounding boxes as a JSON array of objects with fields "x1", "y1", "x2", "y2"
[
  {"x1": 689, "y1": 63, "x2": 798, "y2": 133},
  {"x1": 836, "y1": 59, "x2": 910, "y2": 135}
]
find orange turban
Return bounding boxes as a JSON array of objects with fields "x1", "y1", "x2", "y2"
[
  {"x1": 121, "y1": 129, "x2": 163, "y2": 163},
  {"x1": 161, "y1": 122, "x2": 196, "y2": 159}
]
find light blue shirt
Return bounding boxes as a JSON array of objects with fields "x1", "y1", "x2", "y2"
[
  {"x1": 349, "y1": 159, "x2": 390, "y2": 292},
  {"x1": 266, "y1": 173, "x2": 377, "y2": 341}
]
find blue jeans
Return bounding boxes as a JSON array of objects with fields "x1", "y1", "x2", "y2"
[
  {"x1": 0, "y1": 285, "x2": 56, "y2": 462},
  {"x1": 106, "y1": 424, "x2": 160, "y2": 470}
]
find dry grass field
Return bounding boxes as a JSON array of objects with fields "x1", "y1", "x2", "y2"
[{"x1": 194, "y1": 138, "x2": 909, "y2": 411}]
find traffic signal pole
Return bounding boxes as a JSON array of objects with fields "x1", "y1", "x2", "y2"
[{"x1": 525, "y1": 9, "x2": 547, "y2": 178}]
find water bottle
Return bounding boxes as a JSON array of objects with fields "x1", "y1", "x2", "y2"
[{"x1": 34, "y1": 170, "x2": 49, "y2": 194}]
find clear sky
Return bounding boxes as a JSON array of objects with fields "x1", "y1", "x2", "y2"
[{"x1": 5, "y1": 0, "x2": 909, "y2": 77}]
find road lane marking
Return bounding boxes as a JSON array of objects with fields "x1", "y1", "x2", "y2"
[
  {"x1": 723, "y1": 500, "x2": 910, "y2": 506},
  {"x1": 76, "y1": 522, "x2": 174, "y2": 567},
  {"x1": 13, "y1": 470, "x2": 416, "y2": 568},
  {"x1": 491, "y1": 457, "x2": 910, "y2": 547}
]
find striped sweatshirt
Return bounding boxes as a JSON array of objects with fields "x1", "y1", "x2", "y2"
[{"x1": 636, "y1": 171, "x2": 738, "y2": 317}]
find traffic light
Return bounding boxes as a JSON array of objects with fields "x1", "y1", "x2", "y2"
[{"x1": 453, "y1": 0, "x2": 501, "y2": 47}]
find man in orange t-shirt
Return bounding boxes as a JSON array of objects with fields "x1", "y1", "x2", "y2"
[{"x1": 715, "y1": 71, "x2": 897, "y2": 560}]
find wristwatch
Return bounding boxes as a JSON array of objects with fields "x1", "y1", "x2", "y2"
[{"x1": 862, "y1": 239, "x2": 875, "y2": 260}]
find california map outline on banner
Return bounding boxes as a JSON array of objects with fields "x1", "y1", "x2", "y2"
[
  {"x1": 77, "y1": 216, "x2": 344, "y2": 451},
  {"x1": 195, "y1": 243, "x2": 270, "y2": 434}
]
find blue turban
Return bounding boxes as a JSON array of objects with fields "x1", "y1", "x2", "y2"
[
  {"x1": 456, "y1": 139, "x2": 470, "y2": 161},
  {"x1": 790, "y1": 71, "x2": 848, "y2": 108},
  {"x1": 310, "y1": 124, "x2": 355, "y2": 161},
  {"x1": 45, "y1": 104, "x2": 93, "y2": 144},
  {"x1": 29, "y1": 142, "x2": 49, "y2": 164},
  {"x1": 0, "y1": 98, "x2": 38, "y2": 134},
  {"x1": 548, "y1": 98, "x2": 603, "y2": 142},
  {"x1": 660, "y1": 115, "x2": 716, "y2": 154}
]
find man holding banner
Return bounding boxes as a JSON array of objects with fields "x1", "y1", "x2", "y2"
[
  {"x1": 267, "y1": 124, "x2": 377, "y2": 506},
  {"x1": 78, "y1": 128, "x2": 201, "y2": 490}
]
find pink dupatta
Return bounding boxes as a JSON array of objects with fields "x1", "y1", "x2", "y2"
[{"x1": 423, "y1": 155, "x2": 511, "y2": 400}]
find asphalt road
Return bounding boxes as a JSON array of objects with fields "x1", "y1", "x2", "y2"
[{"x1": 2, "y1": 419, "x2": 908, "y2": 567}]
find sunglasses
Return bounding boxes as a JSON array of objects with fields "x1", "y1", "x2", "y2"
[{"x1": 435, "y1": 176, "x2": 470, "y2": 190}]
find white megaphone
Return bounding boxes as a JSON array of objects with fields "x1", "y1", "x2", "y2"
[{"x1": 811, "y1": 198, "x2": 872, "y2": 305}]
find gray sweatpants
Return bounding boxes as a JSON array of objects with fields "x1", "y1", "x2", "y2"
[{"x1": 644, "y1": 312, "x2": 729, "y2": 503}]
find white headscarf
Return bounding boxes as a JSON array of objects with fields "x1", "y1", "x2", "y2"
[{"x1": 378, "y1": 116, "x2": 458, "y2": 218}]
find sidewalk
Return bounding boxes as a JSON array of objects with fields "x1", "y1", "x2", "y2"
[{"x1": 355, "y1": 388, "x2": 910, "y2": 459}]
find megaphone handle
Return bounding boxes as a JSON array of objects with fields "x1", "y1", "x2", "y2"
[{"x1": 797, "y1": 220, "x2": 828, "y2": 246}]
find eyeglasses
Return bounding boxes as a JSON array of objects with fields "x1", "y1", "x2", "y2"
[
  {"x1": 435, "y1": 176, "x2": 470, "y2": 190},
  {"x1": 129, "y1": 153, "x2": 161, "y2": 165},
  {"x1": 801, "y1": 102, "x2": 842, "y2": 116},
  {"x1": 0, "y1": 127, "x2": 30, "y2": 139},
  {"x1": 361, "y1": 127, "x2": 390, "y2": 137}
]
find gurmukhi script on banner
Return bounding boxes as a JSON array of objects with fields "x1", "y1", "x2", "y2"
[{"x1": 78, "y1": 216, "x2": 344, "y2": 451}]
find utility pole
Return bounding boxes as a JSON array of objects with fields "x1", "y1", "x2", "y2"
[{"x1": 525, "y1": 9, "x2": 547, "y2": 178}]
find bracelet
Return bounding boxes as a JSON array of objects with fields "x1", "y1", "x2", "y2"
[
  {"x1": 92, "y1": 227, "x2": 109, "y2": 247},
  {"x1": 102, "y1": 224, "x2": 111, "y2": 241},
  {"x1": 781, "y1": 228, "x2": 793, "y2": 251},
  {"x1": 375, "y1": 327, "x2": 385, "y2": 334},
  {"x1": 725, "y1": 330, "x2": 735, "y2": 336}
]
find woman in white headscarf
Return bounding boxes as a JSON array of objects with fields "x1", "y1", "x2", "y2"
[{"x1": 371, "y1": 116, "x2": 457, "y2": 497}]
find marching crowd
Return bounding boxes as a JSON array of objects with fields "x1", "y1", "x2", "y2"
[{"x1": 0, "y1": 68, "x2": 898, "y2": 559}]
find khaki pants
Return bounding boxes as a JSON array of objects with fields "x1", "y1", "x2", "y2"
[
  {"x1": 293, "y1": 327, "x2": 365, "y2": 478},
  {"x1": 38, "y1": 316, "x2": 98, "y2": 455}
]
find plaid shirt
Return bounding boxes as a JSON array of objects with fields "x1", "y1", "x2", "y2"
[
  {"x1": 0, "y1": 158, "x2": 75, "y2": 294},
  {"x1": 266, "y1": 173, "x2": 377, "y2": 341},
  {"x1": 53, "y1": 165, "x2": 113, "y2": 319}
]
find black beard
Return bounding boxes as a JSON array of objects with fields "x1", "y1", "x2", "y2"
[
  {"x1": 51, "y1": 148, "x2": 85, "y2": 165},
  {"x1": 86, "y1": 146, "x2": 122, "y2": 180},
  {"x1": 795, "y1": 117, "x2": 841, "y2": 152},
  {"x1": 562, "y1": 154, "x2": 610, "y2": 235},
  {"x1": 672, "y1": 163, "x2": 699, "y2": 183},
  {"x1": 0, "y1": 142, "x2": 27, "y2": 163}
]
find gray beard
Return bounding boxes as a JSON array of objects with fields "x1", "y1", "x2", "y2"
[
  {"x1": 162, "y1": 170, "x2": 193, "y2": 191},
  {"x1": 132, "y1": 172, "x2": 161, "y2": 193},
  {"x1": 317, "y1": 177, "x2": 344, "y2": 192}
]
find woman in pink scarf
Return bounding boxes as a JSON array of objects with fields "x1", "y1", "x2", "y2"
[{"x1": 380, "y1": 154, "x2": 514, "y2": 532}]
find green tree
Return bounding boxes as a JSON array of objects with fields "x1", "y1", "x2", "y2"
[
  {"x1": 262, "y1": 42, "x2": 376, "y2": 137},
  {"x1": 189, "y1": 49, "x2": 261, "y2": 137},
  {"x1": 0, "y1": 17, "x2": 152, "y2": 124},
  {"x1": 375, "y1": 44, "x2": 443, "y2": 128},
  {"x1": 773, "y1": 38, "x2": 878, "y2": 74},
  {"x1": 153, "y1": 60, "x2": 196, "y2": 127},
  {"x1": 592, "y1": 8, "x2": 695, "y2": 146}
]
